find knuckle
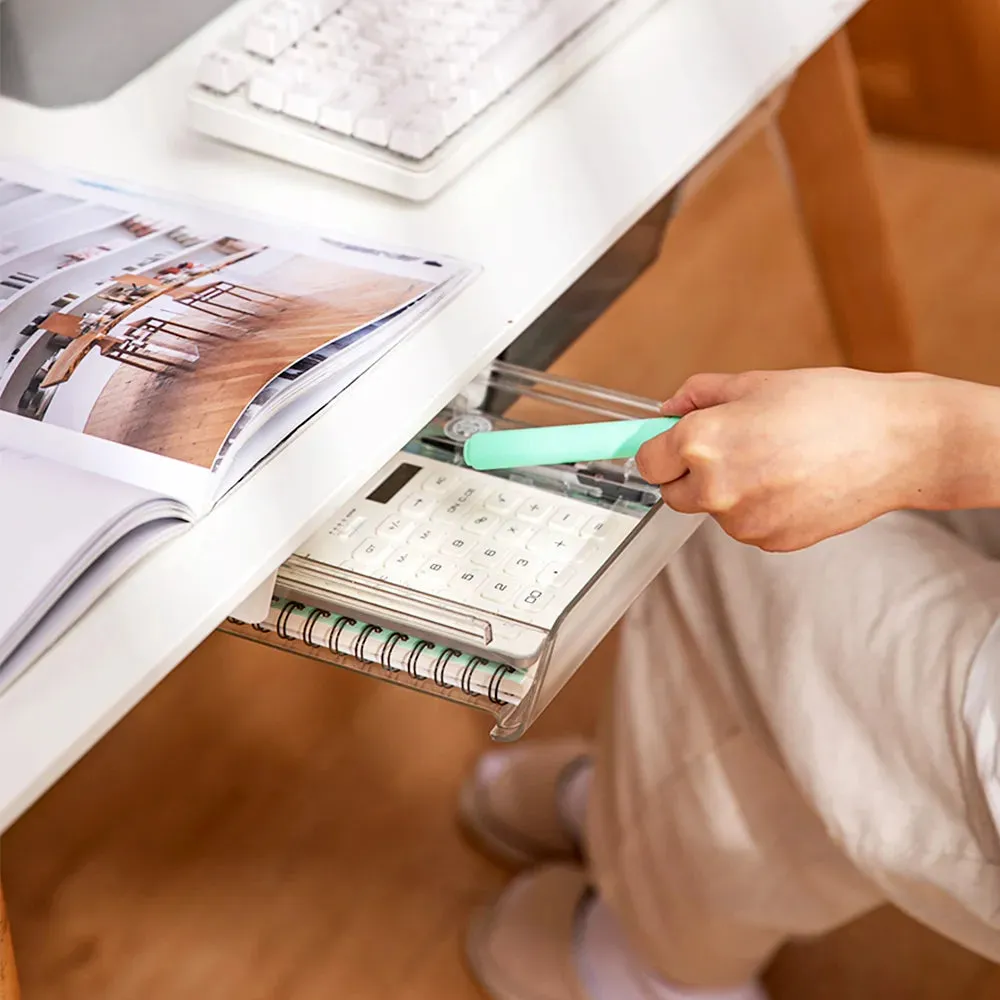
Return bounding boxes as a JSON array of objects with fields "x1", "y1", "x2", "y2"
[
  {"x1": 702, "y1": 486, "x2": 736, "y2": 513},
  {"x1": 680, "y1": 476, "x2": 732, "y2": 515},
  {"x1": 677, "y1": 414, "x2": 722, "y2": 465}
]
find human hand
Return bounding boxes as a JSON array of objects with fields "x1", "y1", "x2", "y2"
[{"x1": 635, "y1": 367, "x2": 949, "y2": 551}]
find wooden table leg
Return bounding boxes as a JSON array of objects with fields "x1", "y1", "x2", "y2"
[
  {"x1": 0, "y1": 875, "x2": 21, "y2": 1000},
  {"x1": 776, "y1": 29, "x2": 916, "y2": 373}
]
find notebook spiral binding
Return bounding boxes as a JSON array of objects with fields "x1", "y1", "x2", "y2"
[{"x1": 220, "y1": 596, "x2": 531, "y2": 709}]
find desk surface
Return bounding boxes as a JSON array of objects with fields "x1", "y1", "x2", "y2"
[{"x1": 0, "y1": 0, "x2": 861, "y2": 832}]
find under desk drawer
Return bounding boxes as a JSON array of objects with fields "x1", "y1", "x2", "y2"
[{"x1": 222, "y1": 362, "x2": 703, "y2": 741}]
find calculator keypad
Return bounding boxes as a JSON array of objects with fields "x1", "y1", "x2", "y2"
[{"x1": 301, "y1": 457, "x2": 636, "y2": 627}]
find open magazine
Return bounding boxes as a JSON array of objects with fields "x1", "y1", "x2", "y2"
[{"x1": 0, "y1": 160, "x2": 476, "y2": 688}]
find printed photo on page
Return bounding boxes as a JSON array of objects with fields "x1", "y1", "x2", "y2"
[{"x1": 0, "y1": 169, "x2": 459, "y2": 476}]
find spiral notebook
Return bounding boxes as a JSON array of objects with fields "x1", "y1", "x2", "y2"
[{"x1": 228, "y1": 596, "x2": 532, "y2": 706}]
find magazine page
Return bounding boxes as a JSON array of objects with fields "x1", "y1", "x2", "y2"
[
  {"x1": 212, "y1": 271, "x2": 465, "y2": 492},
  {"x1": 0, "y1": 448, "x2": 189, "y2": 675},
  {"x1": 0, "y1": 518, "x2": 188, "y2": 694},
  {"x1": 0, "y1": 161, "x2": 471, "y2": 509}
]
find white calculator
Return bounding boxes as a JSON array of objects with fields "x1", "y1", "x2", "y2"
[{"x1": 294, "y1": 451, "x2": 638, "y2": 658}]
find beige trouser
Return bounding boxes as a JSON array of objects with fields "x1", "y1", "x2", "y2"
[{"x1": 587, "y1": 511, "x2": 1000, "y2": 989}]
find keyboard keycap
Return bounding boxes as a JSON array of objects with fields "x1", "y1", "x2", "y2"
[
  {"x1": 485, "y1": 488, "x2": 523, "y2": 515},
  {"x1": 398, "y1": 493, "x2": 436, "y2": 519},
  {"x1": 376, "y1": 514, "x2": 414, "y2": 541},
  {"x1": 390, "y1": 113, "x2": 448, "y2": 159},
  {"x1": 517, "y1": 498, "x2": 554, "y2": 524},
  {"x1": 479, "y1": 577, "x2": 518, "y2": 606},
  {"x1": 295, "y1": 0, "x2": 343, "y2": 22},
  {"x1": 410, "y1": 523, "x2": 448, "y2": 549},
  {"x1": 353, "y1": 103, "x2": 396, "y2": 146},
  {"x1": 284, "y1": 80, "x2": 340, "y2": 123},
  {"x1": 352, "y1": 536, "x2": 393, "y2": 567},
  {"x1": 422, "y1": 468, "x2": 459, "y2": 494},
  {"x1": 581, "y1": 514, "x2": 618, "y2": 540},
  {"x1": 463, "y1": 510, "x2": 500, "y2": 535},
  {"x1": 505, "y1": 553, "x2": 542, "y2": 580},
  {"x1": 451, "y1": 567, "x2": 489, "y2": 594},
  {"x1": 442, "y1": 531, "x2": 476, "y2": 558},
  {"x1": 549, "y1": 506, "x2": 588, "y2": 534},
  {"x1": 346, "y1": 0, "x2": 385, "y2": 18},
  {"x1": 417, "y1": 556, "x2": 458, "y2": 589},
  {"x1": 527, "y1": 531, "x2": 585, "y2": 560},
  {"x1": 196, "y1": 49, "x2": 255, "y2": 95},
  {"x1": 245, "y1": 8, "x2": 303, "y2": 58},
  {"x1": 385, "y1": 549, "x2": 420, "y2": 579},
  {"x1": 515, "y1": 586, "x2": 554, "y2": 613},
  {"x1": 536, "y1": 563, "x2": 577, "y2": 588},
  {"x1": 318, "y1": 87, "x2": 380, "y2": 134},
  {"x1": 247, "y1": 69, "x2": 293, "y2": 111},
  {"x1": 434, "y1": 485, "x2": 483, "y2": 523},
  {"x1": 494, "y1": 521, "x2": 534, "y2": 546},
  {"x1": 316, "y1": 17, "x2": 360, "y2": 44},
  {"x1": 432, "y1": 94, "x2": 475, "y2": 135},
  {"x1": 471, "y1": 542, "x2": 507, "y2": 569}
]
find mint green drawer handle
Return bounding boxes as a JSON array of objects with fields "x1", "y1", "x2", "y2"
[{"x1": 462, "y1": 417, "x2": 679, "y2": 471}]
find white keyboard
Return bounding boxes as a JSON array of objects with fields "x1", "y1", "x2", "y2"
[
  {"x1": 297, "y1": 453, "x2": 635, "y2": 629},
  {"x1": 188, "y1": 0, "x2": 663, "y2": 200}
]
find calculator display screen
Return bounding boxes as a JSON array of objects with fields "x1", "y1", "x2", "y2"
[{"x1": 367, "y1": 463, "x2": 422, "y2": 504}]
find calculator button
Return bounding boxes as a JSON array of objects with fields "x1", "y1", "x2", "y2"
[
  {"x1": 432, "y1": 485, "x2": 484, "y2": 523},
  {"x1": 352, "y1": 537, "x2": 393, "y2": 568},
  {"x1": 442, "y1": 531, "x2": 476, "y2": 558},
  {"x1": 527, "y1": 532, "x2": 585, "y2": 560},
  {"x1": 485, "y1": 489, "x2": 523, "y2": 515},
  {"x1": 449, "y1": 485, "x2": 483, "y2": 508},
  {"x1": 494, "y1": 521, "x2": 534, "y2": 546},
  {"x1": 537, "y1": 564, "x2": 577, "y2": 588},
  {"x1": 515, "y1": 587, "x2": 555, "y2": 613},
  {"x1": 416, "y1": 557, "x2": 458, "y2": 589},
  {"x1": 505, "y1": 553, "x2": 543, "y2": 580},
  {"x1": 517, "y1": 499, "x2": 555, "y2": 524},
  {"x1": 451, "y1": 567, "x2": 488, "y2": 593},
  {"x1": 410, "y1": 524, "x2": 448, "y2": 549},
  {"x1": 434, "y1": 496, "x2": 475, "y2": 524},
  {"x1": 471, "y1": 542, "x2": 507, "y2": 569},
  {"x1": 463, "y1": 509, "x2": 500, "y2": 535},
  {"x1": 385, "y1": 549, "x2": 420, "y2": 580},
  {"x1": 422, "y1": 468, "x2": 459, "y2": 494},
  {"x1": 479, "y1": 577, "x2": 518, "y2": 606},
  {"x1": 549, "y1": 507, "x2": 588, "y2": 534},
  {"x1": 376, "y1": 515, "x2": 415, "y2": 541},
  {"x1": 581, "y1": 515, "x2": 616, "y2": 540},
  {"x1": 398, "y1": 493, "x2": 437, "y2": 520}
]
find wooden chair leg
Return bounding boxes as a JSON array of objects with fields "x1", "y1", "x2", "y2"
[
  {"x1": 0, "y1": 877, "x2": 21, "y2": 1000},
  {"x1": 776, "y1": 29, "x2": 916, "y2": 373}
]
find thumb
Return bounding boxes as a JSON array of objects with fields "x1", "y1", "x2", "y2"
[{"x1": 660, "y1": 372, "x2": 750, "y2": 416}]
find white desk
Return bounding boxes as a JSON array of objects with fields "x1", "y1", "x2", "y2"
[{"x1": 0, "y1": 0, "x2": 863, "y2": 833}]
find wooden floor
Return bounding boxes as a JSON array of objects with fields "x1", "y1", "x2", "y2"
[{"x1": 7, "y1": 131, "x2": 1000, "y2": 997}]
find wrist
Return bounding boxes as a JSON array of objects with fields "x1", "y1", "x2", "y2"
[{"x1": 894, "y1": 374, "x2": 1000, "y2": 511}]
